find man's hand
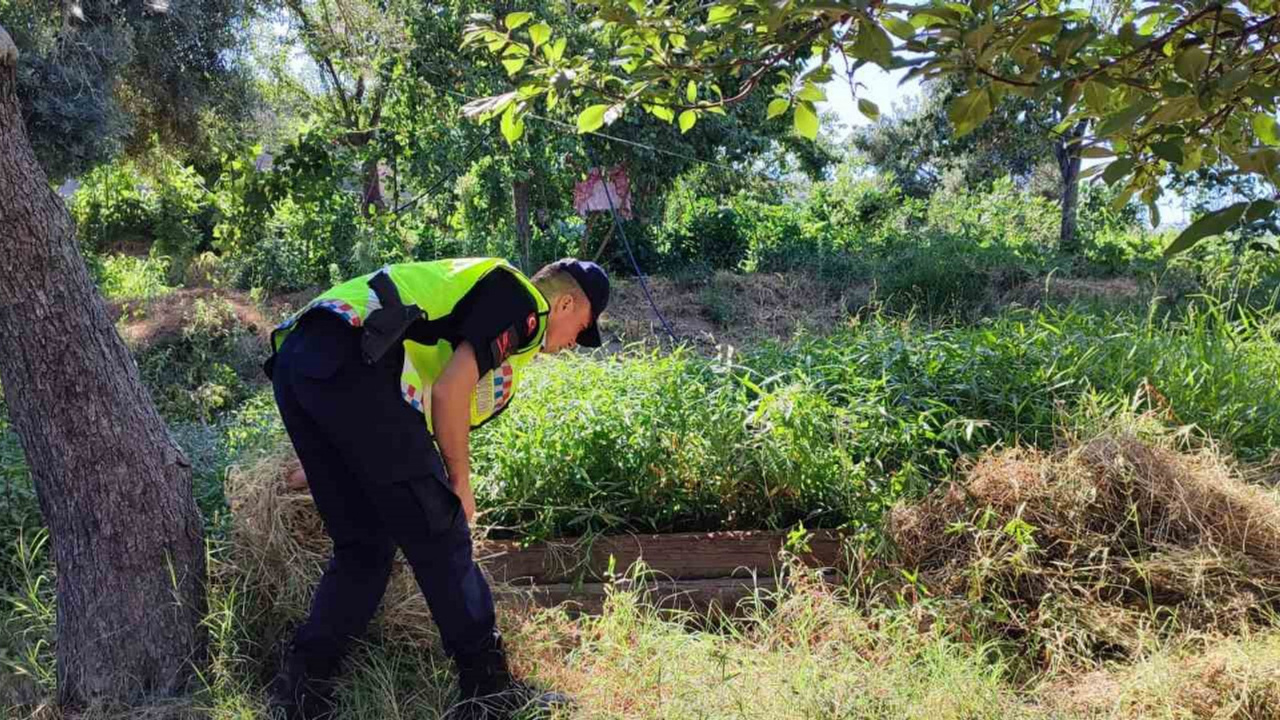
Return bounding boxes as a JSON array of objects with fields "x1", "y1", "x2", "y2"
[
  {"x1": 431, "y1": 341, "x2": 480, "y2": 523},
  {"x1": 455, "y1": 479, "x2": 477, "y2": 524}
]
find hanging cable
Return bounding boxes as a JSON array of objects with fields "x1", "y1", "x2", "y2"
[
  {"x1": 390, "y1": 126, "x2": 493, "y2": 215},
  {"x1": 581, "y1": 141, "x2": 680, "y2": 343}
]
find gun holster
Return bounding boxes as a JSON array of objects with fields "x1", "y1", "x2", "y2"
[{"x1": 360, "y1": 271, "x2": 422, "y2": 365}]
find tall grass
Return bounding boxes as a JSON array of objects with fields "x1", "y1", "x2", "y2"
[
  {"x1": 90, "y1": 253, "x2": 173, "y2": 302},
  {"x1": 475, "y1": 297, "x2": 1280, "y2": 540}
]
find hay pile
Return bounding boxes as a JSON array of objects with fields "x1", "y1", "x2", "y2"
[
  {"x1": 226, "y1": 445, "x2": 451, "y2": 645},
  {"x1": 887, "y1": 434, "x2": 1280, "y2": 668}
]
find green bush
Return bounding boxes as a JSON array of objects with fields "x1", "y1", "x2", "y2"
[
  {"x1": 212, "y1": 135, "x2": 367, "y2": 292},
  {"x1": 71, "y1": 157, "x2": 214, "y2": 283},
  {"x1": 922, "y1": 177, "x2": 1059, "y2": 264},
  {"x1": 136, "y1": 297, "x2": 260, "y2": 423},
  {"x1": 150, "y1": 157, "x2": 215, "y2": 283},
  {"x1": 91, "y1": 253, "x2": 173, "y2": 301},
  {"x1": 69, "y1": 162, "x2": 153, "y2": 253},
  {"x1": 656, "y1": 194, "x2": 746, "y2": 271}
]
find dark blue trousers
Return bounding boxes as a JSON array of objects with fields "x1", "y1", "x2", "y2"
[{"x1": 271, "y1": 310, "x2": 498, "y2": 674}]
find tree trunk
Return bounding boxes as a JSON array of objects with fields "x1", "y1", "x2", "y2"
[
  {"x1": 0, "y1": 26, "x2": 207, "y2": 709},
  {"x1": 1055, "y1": 120, "x2": 1087, "y2": 255},
  {"x1": 361, "y1": 157, "x2": 386, "y2": 217},
  {"x1": 512, "y1": 178, "x2": 531, "y2": 271}
]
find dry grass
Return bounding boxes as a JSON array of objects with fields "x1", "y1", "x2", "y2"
[
  {"x1": 887, "y1": 429, "x2": 1280, "y2": 671},
  {"x1": 602, "y1": 272, "x2": 862, "y2": 353},
  {"x1": 14, "y1": 427, "x2": 1280, "y2": 719},
  {"x1": 1037, "y1": 631, "x2": 1280, "y2": 719}
]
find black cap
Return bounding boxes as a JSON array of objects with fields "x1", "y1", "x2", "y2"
[{"x1": 552, "y1": 258, "x2": 610, "y2": 347}]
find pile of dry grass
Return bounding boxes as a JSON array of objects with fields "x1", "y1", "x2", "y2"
[
  {"x1": 887, "y1": 433, "x2": 1280, "y2": 669},
  {"x1": 225, "y1": 444, "x2": 450, "y2": 646},
  {"x1": 1038, "y1": 631, "x2": 1280, "y2": 719}
]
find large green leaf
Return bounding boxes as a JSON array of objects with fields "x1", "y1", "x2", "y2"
[
  {"x1": 544, "y1": 37, "x2": 567, "y2": 62},
  {"x1": 578, "y1": 104, "x2": 610, "y2": 133},
  {"x1": 678, "y1": 109, "x2": 697, "y2": 133},
  {"x1": 858, "y1": 98, "x2": 880, "y2": 121},
  {"x1": 948, "y1": 90, "x2": 992, "y2": 137},
  {"x1": 1096, "y1": 97, "x2": 1156, "y2": 137},
  {"x1": 883, "y1": 16, "x2": 916, "y2": 40},
  {"x1": 767, "y1": 98, "x2": 790, "y2": 119},
  {"x1": 1253, "y1": 113, "x2": 1280, "y2": 147},
  {"x1": 505, "y1": 11, "x2": 533, "y2": 30},
  {"x1": 1014, "y1": 17, "x2": 1062, "y2": 48},
  {"x1": 708, "y1": 5, "x2": 737, "y2": 23},
  {"x1": 529, "y1": 23, "x2": 551, "y2": 47},
  {"x1": 1150, "y1": 139, "x2": 1184, "y2": 164},
  {"x1": 1083, "y1": 81, "x2": 1111, "y2": 112},
  {"x1": 502, "y1": 57, "x2": 527, "y2": 75},
  {"x1": 794, "y1": 101, "x2": 819, "y2": 140},
  {"x1": 796, "y1": 83, "x2": 826, "y2": 102},
  {"x1": 964, "y1": 23, "x2": 994, "y2": 49},
  {"x1": 1101, "y1": 157, "x2": 1134, "y2": 186},
  {"x1": 1163, "y1": 202, "x2": 1249, "y2": 256},
  {"x1": 500, "y1": 103, "x2": 525, "y2": 145},
  {"x1": 853, "y1": 22, "x2": 893, "y2": 68},
  {"x1": 1174, "y1": 46, "x2": 1209, "y2": 83},
  {"x1": 1147, "y1": 96, "x2": 1199, "y2": 126},
  {"x1": 647, "y1": 104, "x2": 675, "y2": 122}
]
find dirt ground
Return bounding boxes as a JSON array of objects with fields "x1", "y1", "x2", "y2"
[
  {"x1": 107, "y1": 271, "x2": 1155, "y2": 357},
  {"x1": 601, "y1": 271, "x2": 869, "y2": 352}
]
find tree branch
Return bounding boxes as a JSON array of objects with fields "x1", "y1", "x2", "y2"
[
  {"x1": 284, "y1": 0, "x2": 356, "y2": 127},
  {"x1": 1074, "y1": 3, "x2": 1223, "y2": 84},
  {"x1": 978, "y1": 67, "x2": 1037, "y2": 87}
]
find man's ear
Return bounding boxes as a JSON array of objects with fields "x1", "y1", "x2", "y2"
[{"x1": 556, "y1": 294, "x2": 574, "y2": 314}]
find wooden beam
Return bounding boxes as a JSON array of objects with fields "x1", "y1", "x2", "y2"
[
  {"x1": 478, "y1": 530, "x2": 847, "y2": 585},
  {"x1": 495, "y1": 576, "x2": 787, "y2": 615}
]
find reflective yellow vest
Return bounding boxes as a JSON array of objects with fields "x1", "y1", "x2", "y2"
[{"x1": 271, "y1": 258, "x2": 549, "y2": 430}]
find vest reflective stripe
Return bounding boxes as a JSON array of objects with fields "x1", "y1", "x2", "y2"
[{"x1": 271, "y1": 258, "x2": 548, "y2": 429}]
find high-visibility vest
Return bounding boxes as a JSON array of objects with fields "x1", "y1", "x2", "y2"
[{"x1": 271, "y1": 258, "x2": 549, "y2": 430}]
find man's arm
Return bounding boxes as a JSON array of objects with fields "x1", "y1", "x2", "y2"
[{"x1": 431, "y1": 341, "x2": 480, "y2": 523}]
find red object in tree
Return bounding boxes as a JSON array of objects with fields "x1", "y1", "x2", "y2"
[{"x1": 573, "y1": 166, "x2": 632, "y2": 219}]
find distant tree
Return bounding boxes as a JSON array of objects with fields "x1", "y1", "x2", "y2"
[
  {"x1": 851, "y1": 75, "x2": 1054, "y2": 198},
  {"x1": 1, "y1": 0, "x2": 260, "y2": 179}
]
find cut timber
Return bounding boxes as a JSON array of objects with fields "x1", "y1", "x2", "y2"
[
  {"x1": 477, "y1": 530, "x2": 846, "y2": 585},
  {"x1": 495, "y1": 576, "x2": 793, "y2": 615}
]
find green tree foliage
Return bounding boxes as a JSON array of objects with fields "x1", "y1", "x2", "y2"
[
  {"x1": 466, "y1": 0, "x2": 1280, "y2": 254},
  {"x1": 851, "y1": 75, "x2": 1055, "y2": 198},
  {"x1": 1, "y1": 0, "x2": 260, "y2": 179}
]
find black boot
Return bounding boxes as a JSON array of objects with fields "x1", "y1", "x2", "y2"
[
  {"x1": 268, "y1": 645, "x2": 337, "y2": 720},
  {"x1": 446, "y1": 636, "x2": 570, "y2": 720}
]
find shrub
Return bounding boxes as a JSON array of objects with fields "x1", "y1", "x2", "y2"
[
  {"x1": 656, "y1": 194, "x2": 746, "y2": 271},
  {"x1": 136, "y1": 297, "x2": 260, "y2": 423},
  {"x1": 91, "y1": 253, "x2": 173, "y2": 301},
  {"x1": 71, "y1": 157, "x2": 215, "y2": 283},
  {"x1": 69, "y1": 162, "x2": 153, "y2": 253}
]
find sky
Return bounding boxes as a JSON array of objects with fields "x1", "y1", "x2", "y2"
[{"x1": 819, "y1": 68, "x2": 1192, "y2": 228}]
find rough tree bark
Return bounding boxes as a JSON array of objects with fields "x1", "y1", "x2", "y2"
[
  {"x1": 512, "y1": 178, "x2": 531, "y2": 271},
  {"x1": 0, "y1": 25, "x2": 207, "y2": 709},
  {"x1": 1055, "y1": 120, "x2": 1088, "y2": 256}
]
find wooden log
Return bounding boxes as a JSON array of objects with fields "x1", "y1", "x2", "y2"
[
  {"x1": 495, "y1": 576, "x2": 785, "y2": 615},
  {"x1": 478, "y1": 530, "x2": 846, "y2": 585}
]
